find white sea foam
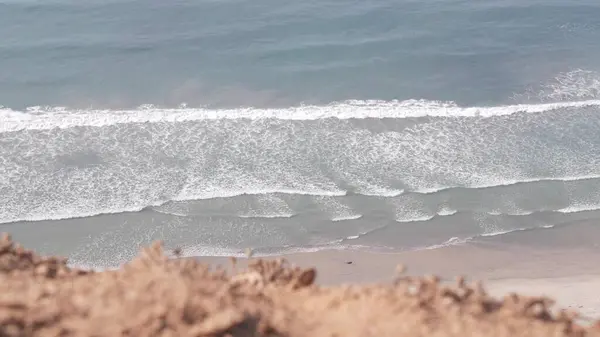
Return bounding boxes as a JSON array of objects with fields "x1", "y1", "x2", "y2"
[
  {"x1": 396, "y1": 215, "x2": 435, "y2": 223},
  {"x1": 3, "y1": 98, "x2": 600, "y2": 132},
  {"x1": 480, "y1": 224, "x2": 556, "y2": 237},
  {"x1": 4, "y1": 96, "x2": 600, "y2": 225},
  {"x1": 0, "y1": 203, "x2": 158, "y2": 224},
  {"x1": 175, "y1": 245, "x2": 250, "y2": 258},
  {"x1": 356, "y1": 188, "x2": 404, "y2": 197},
  {"x1": 312, "y1": 196, "x2": 362, "y2": 222},
  {"x1": 173, "y1": 188, "x2": 347, "y2": 201},
  {"x1": 331, "y1": 214, "x2": 363, "y2": 222},
  {"x1": 480, "y1": 228, "x2": 527, "y2": 237},
  {"x1": 437, "y1": 207, "x2": 458, "y2": 216},
  {"x1": 150, "y1": 207, "x2": 188, "y2": 217},
  {"x1": 422, "y1": 224, "x2": 557, "y2": 251},
  {"x1": 394, "y1": 204, "x2": 458, "y2": 223},
  {"x1": 181, "y1": 241, "x2": 360, "y2": 258},
  {"x1": 413, "y1": 174, "x2": 600, "y2": 195},
  {"x1": 556, "y1": 204, "x2": 600, "y2": 214},
  {"x1": 513, "y1": 69, "x2": 600, "y2": 102},
  {"x1": 422, "y1": 237, "x2": 470, "y2": 250},
  {"x1": 486, "y1": 210, "x2": 535, "y2": 216},
  {"x1": 237, "y1": 213, "x2": 295, "y2": 219},
  {"x1": 0, "y1": 190, "x2": 330, "y2": 224},
  {"x1": 237, "y1": 194, "x2": 296, "y2": 219}
]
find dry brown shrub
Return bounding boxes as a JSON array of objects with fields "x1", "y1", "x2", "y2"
[{"x1": 1, "y1": 233, "x2": 600, "y2": 337}]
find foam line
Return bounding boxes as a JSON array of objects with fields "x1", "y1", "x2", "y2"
[
  {"x1": 556, "y1": 205, "x2": 600, "y2": 214},
  {"x1": 413, "y1": 174, "x2": 600, "y2": 194},
  {"x1": 173, "y1": 188, "x2": 347, "y2": 201},
  {"x1": 3, "y1": 98, "x2": 600, "y2": 132},
  {"x1": 331, "y1": 214, "x2": 363, "y2": 222}
]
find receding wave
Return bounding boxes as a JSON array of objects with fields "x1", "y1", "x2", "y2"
[
  {"x1": 237, "y1": 213, "x2": 296, "y2": 219},
  {"x1": 420, "y1": 237, "x2": 470, "y2": 250},
  {"x1": 437, "y1": 208, "x2": 458, "y2": 216},
  {"x1": 168, "y1": 222, "x2": 560, "y2": 259},
  {"x1": 3, "y1": 98, "x2": 600, "y2": 132},
  {"x1": 556, "y1": 204, "x2": 600, "y2": 214},
  {"x1": 0, "y1": 189, "x2": 337, "y2": 224},
  {"x1": 413, "y1": 174, "x2": 600, "y2": 195},
  {"x1": 485, "y1": 204, "x2": 600, "y2": 216},
  {"x1": 1, "y1": 204, "x2": 158, "y2": 224},
  {"x1": 395, "y1": 208, "x2": 459, "y2": 223},
  {"x1": 4, "y1": 177, "x2": 600, "y2": 224},
  {"x1": 396, "y1": 214, "x2": 435, "y2": 223},
  {"x1": 420, "y1": 224, "x2": 558, "y2": 251},
  {"x1": 179, "y1": 241, "x2": 370, "y2": 259},
  {"x1": 479, "y1": 224, "x2": 556, "y2": 238},
  {"x1": 331, "y1": 214, "x2": 363, "y2": 222},
  {"x1": 486, "y1": 210, "x2": 535, "y2": 216},
  {"x1": 173, "y1": 188, "x2": 347, "y2": 201}
]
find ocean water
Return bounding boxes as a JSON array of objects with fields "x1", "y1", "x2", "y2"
[{"x1": 2, "y1": 0, "x2": 600, "y2": 268}]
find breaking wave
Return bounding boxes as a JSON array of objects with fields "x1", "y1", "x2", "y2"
[
  {"x1": 2, "y1": 98, "x2": 600, "y2": 132},
  {"x1": 2, "y1": 97, "x2": 600, "y2": 224}
]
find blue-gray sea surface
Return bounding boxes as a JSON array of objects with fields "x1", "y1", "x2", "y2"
[{"x1": 2, "y1": 0, "x2": 600, "y2": 268}]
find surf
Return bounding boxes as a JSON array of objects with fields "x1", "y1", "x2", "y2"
[{"x1": 2, "y1": 98, "x2": 600, "y2": 133}]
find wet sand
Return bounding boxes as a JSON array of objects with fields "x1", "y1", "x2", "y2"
[{"x1": 194, "y1": 220, "x2": 600, "y2": 320}]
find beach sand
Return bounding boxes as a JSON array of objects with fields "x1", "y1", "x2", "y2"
[
  {"x1": 195, "y1": 246, "x2": 600, "y2": 320},
  {"x1": 3, "y1": 220, "x2": 600, "y2": 336},
  {"x1": 194, "y1": 220, "x2": 600, "y2": 321}
]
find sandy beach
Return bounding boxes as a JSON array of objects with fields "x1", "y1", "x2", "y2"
[
  {"x1": 196, "y1": 247, "x2": 600, "y2": 321},
  {"x1": 3, "y1": 230, "x2": 600, "y2": 337},
  {"x1": 195, "y1": 220, "x2": 600, "y2": 321}
]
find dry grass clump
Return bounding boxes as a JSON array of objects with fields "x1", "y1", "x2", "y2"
[{"x1": 1, "y1": 233, "x2": 600, "y2": 336}]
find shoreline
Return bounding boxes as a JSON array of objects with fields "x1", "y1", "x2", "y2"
[
  {"x1": 193, "y1": 233, "x2": 600, "y2": 320},
  {"x1": 4, "y1": 231, "x2": 600, "y2": 335},
  {"x1": 193, "y1": 239, "x2": 600, "y2": 282}
]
